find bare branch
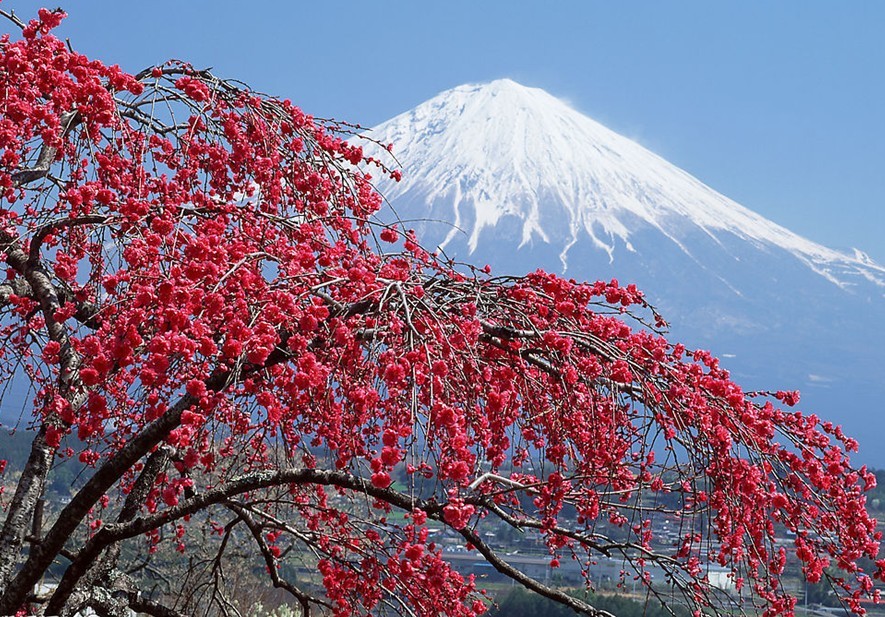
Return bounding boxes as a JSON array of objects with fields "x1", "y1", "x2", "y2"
[
  {"x1": 28, "y1": 214, "x2": 110, "y2": 266},
  {"x1": 12, "y1": 111, "x2": 80, "y2": 186},
  {"x1": 0, "y1": 9, "x2": 26, "y2": 30}
]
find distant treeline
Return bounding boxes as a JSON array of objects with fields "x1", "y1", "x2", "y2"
[
  {"x1": 0, "y1": 427, "x2": 88, "y2": 494},
  {"x1": 867, "y1": 470, "x2": 885, "y2": 509},
  {"x1": 489, "y1": 588, "x2": 692, "y2": 617},
  {"x1": 0, "y1": 427, "x2": 32, "y2": 469}
]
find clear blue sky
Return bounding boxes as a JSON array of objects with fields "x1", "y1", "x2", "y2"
[{"x1": 7, "y1": 2, "x2": 884, "y2": 261}]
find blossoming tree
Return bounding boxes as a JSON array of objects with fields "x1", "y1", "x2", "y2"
[{"x1": 0, "y1": 8, "x2": 882, "y2": 617}]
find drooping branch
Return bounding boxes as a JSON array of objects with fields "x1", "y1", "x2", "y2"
[
  {"x1": 225, "y1": 501, "x2": 330, "y2": 616},
  {"x1": 27, "y1": 215, "x2": 110, "y2": 267},
  {"x1": 456, "y1": 525, "x2": 615, "y2": 617},
  {"x1": 44, "y1": 467, "x2": 619, "y2": 617}
]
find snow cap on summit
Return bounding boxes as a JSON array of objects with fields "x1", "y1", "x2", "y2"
[{"x1": 364, "y1": 79, "x2": 884, "y2": 287}]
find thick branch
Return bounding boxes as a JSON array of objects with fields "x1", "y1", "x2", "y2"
[
  {"x1": 39, "y1": 468, "x2": 418, "y2": 611},
  {"x1": 0, "y1": 226, "x2": 86, "y2": 590},
  {"x1": 0, "y1": 277, "x2": 31, "y2": 306},
  {"x1": 2, "y1": 319, "x2": 322, "y2": 613},
  {"x1": 0, "y1": 275, "x2": 101, "y2": 329},
  {"x1": 0, "y1": 390, "x2": 199, "y2": 614},
  {"x1": 46, "y1": 449, "x2": 172, "y2": 615},
  {"x1": 126, "y1": 593, "x2": 189, "y2": 617}
]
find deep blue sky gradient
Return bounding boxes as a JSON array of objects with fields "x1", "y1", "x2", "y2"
[{"x1": 6, "y1": 1, "x2": 885, "y2": 259}]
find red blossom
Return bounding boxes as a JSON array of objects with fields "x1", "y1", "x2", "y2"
[{"x1": 370, "y1": 472, "x2": 392, "y2": 489}]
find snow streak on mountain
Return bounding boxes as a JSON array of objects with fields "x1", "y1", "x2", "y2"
[
  {"x1": 367, "y1": 79, "x2": 884, "y2": 291},
  {"x1": 359, "y1": 79, "x2": 885, "y2": 465}
]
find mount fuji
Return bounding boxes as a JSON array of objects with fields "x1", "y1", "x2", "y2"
[{"x1": 361, "y1": 79, "x2": 885, "y2": 465}]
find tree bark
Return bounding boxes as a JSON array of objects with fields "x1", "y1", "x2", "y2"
[{"x1": 0, "y1": 228, "x2": 83, "y2": 591}]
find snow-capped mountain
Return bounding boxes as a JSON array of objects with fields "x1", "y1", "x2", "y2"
[
  {"x1": 369, "y1": 79, "x2": 884, "y2": 290},
  {"x1": 360, "y1": 79, "x2": 885, "y2": 465}
]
